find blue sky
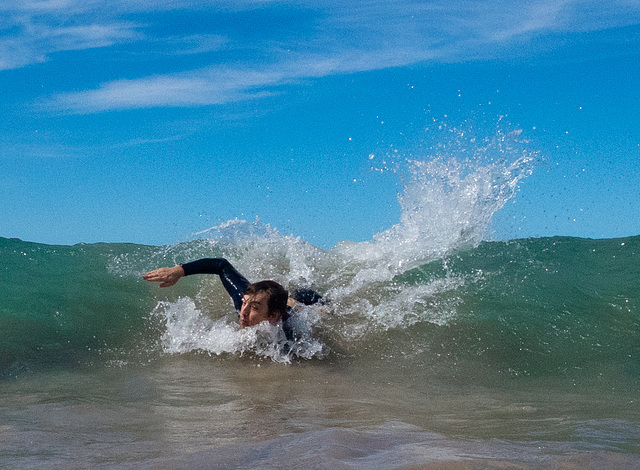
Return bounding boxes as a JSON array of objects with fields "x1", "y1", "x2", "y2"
[{"x1": 1, "y1": 0, "x2": 639, "y2": 248}]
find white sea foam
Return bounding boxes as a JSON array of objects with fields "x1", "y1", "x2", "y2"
[{"x1": 151, "y1": 297, "x2": 324, "y2": 363}]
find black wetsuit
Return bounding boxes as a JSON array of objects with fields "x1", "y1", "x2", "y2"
[
  {"x1": 181, "y1": 258, "x2": 249, "y2": 311},
  {"x1": 180, "y1": 258, "x2": 320, "y2": 341}
]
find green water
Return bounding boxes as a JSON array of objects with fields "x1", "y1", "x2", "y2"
[{"x1": 1, "y1": 235, "x2": 639, "y2": 468}]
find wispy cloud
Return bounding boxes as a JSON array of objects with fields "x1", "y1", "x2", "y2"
[
  {"x1": 40, "y1": 47, "x2": 442, "y2": 113},
  {"x1": 163, "y1": 34, "x2": 228, "y2": 55},
  {"x1": 41, "y1": 68, "x2": 275, "y2": 113},
  {"x1": 0, "y1": 0, "x2": 142, "y2": 70},
  {"x1": 4, "y1": 0, "x2": 640, "y2": 113}
]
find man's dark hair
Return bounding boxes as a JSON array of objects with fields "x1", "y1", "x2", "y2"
[{"x1": 245, "y1": 280, "x2": 288, "y2": 319}]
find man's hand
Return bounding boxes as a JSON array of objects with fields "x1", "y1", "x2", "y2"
[{"x1": 142, "y1": 265, "x2": 185, "y2": 288}]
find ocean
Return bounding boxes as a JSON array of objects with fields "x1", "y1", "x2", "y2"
[{"x1": 1, "y1": 155, "x2": 639, "y2": 469}]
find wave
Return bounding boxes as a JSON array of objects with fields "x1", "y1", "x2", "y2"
[{"x1": 1, "y1": 130, "x2": 637, "y2": 383}]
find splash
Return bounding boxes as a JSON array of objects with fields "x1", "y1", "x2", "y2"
[
  {"x1": 147, "y1": 128, "x2": 538, "y2": 360},
  {"x1": 151, "y1": 297, "x2": 325, "y2": 363},
  {"x1": 329, "y1": 154, "x2": 534, "y2": 285}
]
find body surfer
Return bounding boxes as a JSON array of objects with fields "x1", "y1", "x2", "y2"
[{"x1": 143, "y1": 258, "x2": 322, "y2": 341}]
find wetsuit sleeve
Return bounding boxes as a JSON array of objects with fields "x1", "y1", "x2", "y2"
[{"x1": 180, "y1": 258, "x2": 250, "y2": 311}]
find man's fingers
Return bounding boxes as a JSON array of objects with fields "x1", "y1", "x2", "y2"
[
  {"x1": 143, "y1": 266, "x2": 182, "y2": 287},
  {"x1": 143, "y1": 269, "x2": 168, "y2": 283}
]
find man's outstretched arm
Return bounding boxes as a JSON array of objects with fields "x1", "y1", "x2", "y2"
[{"x1": 143, "y1": 258, "x2": 250, "y2": 311}]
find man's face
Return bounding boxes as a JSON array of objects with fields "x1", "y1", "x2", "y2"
[{"x1": 240, "y1": 291, "x2": 279, "y2": 327}]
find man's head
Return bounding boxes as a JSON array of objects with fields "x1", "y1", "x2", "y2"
[{"x1": 240, "y1": 280, "x2": 288, "y2": 327}]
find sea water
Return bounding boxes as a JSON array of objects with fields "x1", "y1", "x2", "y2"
[{"x1": 1, "y1": 132, "x2": 639, "y2": 469}]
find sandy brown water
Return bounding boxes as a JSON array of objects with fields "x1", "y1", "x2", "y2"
[{"x1": 2, "y1": 354, "x2": 639, "y2": 469}]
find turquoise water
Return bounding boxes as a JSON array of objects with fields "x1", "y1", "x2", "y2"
[
  {"x1": 1, "y1": 234, "x2": 638, "y2": 468},
  {"x1": 2, "y1": 155, "x2": 639, "y2": 468},
  {"x1": 2, "y1": 234, "x2": 638, "y2": 383}
]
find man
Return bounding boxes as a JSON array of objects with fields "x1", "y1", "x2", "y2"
[{"x1": 143, "y1": 258, "x2": 320, "y2": 339}]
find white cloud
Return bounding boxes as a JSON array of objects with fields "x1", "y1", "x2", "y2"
[
  {"x1": 5, "y1": 0, "x2": 640, "y2": 111},
  {"x1": 42, "y1": 68, "x2": 279, "y2": 113},
  {"x1": 0, "y1": 3, "x2": 142, "y2": 70},
  {"x1": 41, "y1": 46, "x2": 444, "y2": 113},
  {"x1": 165, "y1": 34, "x2": 228, "y2": 55}
]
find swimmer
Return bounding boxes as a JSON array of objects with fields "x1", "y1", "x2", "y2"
[{"x1": 143, "y1": 258, "x2": 321, "y2": 339}]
